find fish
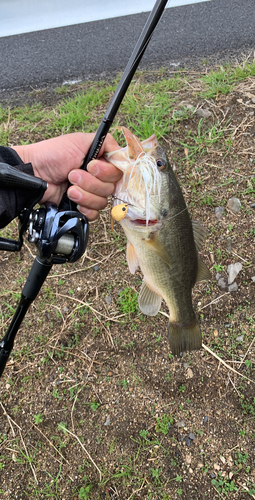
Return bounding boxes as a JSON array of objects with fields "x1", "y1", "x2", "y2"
[{"x1": 105, "y1": 127, "x2": 211, "y2": 356}]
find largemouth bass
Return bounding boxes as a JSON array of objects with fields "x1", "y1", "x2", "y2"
[{"x1": 106, "y1": 127, "x2": 211, "y2": 356}]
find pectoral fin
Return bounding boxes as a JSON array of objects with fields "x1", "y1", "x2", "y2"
[
  {"x1": 196, "y1": 256, "x2": 211, "y2": 282},
  {"x1": 126, "y1": 241, "x2": 139, "y2": 274},
  {"x1": 138, "y1": 281, "x2": 162, "y2": 316},
  {"x1": 145, "y1": 233, "x2": 171, "y2": 267}
]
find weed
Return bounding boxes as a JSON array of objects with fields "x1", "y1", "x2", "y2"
[
  {"x1": 78, "y1": 484, "x2": 93, "y2": 499},
  {"x1": 89, "y1": 400, "x2": 100, "y2": 411},
  {"x1": 239, "y1": 396, "x2": 255, "y2": 416},
  {"x1": 179, "y1": 384, "x2": 186, "y2": 393},
  {"x1": 139, "y1": 429, "x2": 150, "y2": 441},
  {"x1": 121, "y1": 379, "x2": 129, "y2": 389},
  {"x1": 118, "y1": 287, "x2": 138, "y2": 319},
  {"x1": 211, "y1": 473, "x2": 238, "y2": 496},
  {"x1": 234, "y1": 451, "x2": 249, "y2": 467},
  {"x1": 34, "y1": 413, "x2": 44, "y2": 424},
  {"x1": 155, "y1": 414, "x2": 174, "y2": 435},
  {"x1": 213, "y1": 264, "x2": 225, "y2": 272},
  {"x1": 149, "y1": 467, "x2": 162, "y2": 485}
]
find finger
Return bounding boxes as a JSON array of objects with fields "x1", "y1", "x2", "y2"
[
  {"x1": 87, "y1": 159, "x2": 122, "y2": 182},
  {"x1": 67, "y1": 185, "x2": 109, "y2": 211},
  {"x1": 77, "y1": 206, "x2": 100, "y2": 222},
  {"x1": 68, "y1": 170, "x2": 115, "y2": 197}
]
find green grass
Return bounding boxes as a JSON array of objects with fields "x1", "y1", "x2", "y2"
[
  {"x1": 1, "y1": 60, "x2": 255, "y2": 146},
  {"x1": 117, "y1": 287, "x2": 139, "y2": 319},
  {"x1": 201, "y1": 60, "x2": 255, "y2": 98}
]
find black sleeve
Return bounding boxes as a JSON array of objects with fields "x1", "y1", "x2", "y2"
[{"x1": 0, "y1": 146, "x2": 46, "y2": 229}]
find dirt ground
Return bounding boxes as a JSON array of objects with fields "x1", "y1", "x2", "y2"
[{"x1": 0, "y1": 57, "x2": 255, "y2": 499}]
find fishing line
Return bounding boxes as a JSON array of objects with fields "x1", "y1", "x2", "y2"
[
  {"x1": 168, "y1": 207, "x2": 188, "y2": 220},
  {"x1": 111, "y1": 195, "x2": 134, "y2": 207}
]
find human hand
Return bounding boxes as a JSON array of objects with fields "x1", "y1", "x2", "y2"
[{"x1": 13, "y1": 132, "x2": 122, "y2": 221}]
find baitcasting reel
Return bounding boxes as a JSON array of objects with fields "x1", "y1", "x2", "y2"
[
  {"x1": 0, "y1": 162, "x2": 89, "y2": 263},
  {"x1": 27, "y1": 202, "x2": 89, "y2": 264}
]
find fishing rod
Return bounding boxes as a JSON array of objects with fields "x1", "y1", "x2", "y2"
[{"x1": 0, "y1": 0, "x2": 169, "y2": 377}]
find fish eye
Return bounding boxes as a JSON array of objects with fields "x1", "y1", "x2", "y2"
[{"x1": 156, "y1": 158, "x2": 166, "y2": 170}]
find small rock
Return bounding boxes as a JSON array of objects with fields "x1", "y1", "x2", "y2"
[
  {"x1": 184, "y1": 437, "x2": 191, "y2": 446},
  {"x1": 176, "y1": 420, "x2": 185, "y2": 428},
  {"x1": 63, "y1": 306, "x2": 69, "y2": 313},
  {"x1": 105, "y1": 295, "x2": 112, "y2": 305},
  {"x1": 203, "y1": 416, "x2": 209, "y2": 424},
  {"x1": 228, "y1": 282, "x2": 238, "y2": 292},
  {"x1": 251, "y1": 276, "x2": 255, "y2": 282},
  {"x1": 168, "y1": 425, "x2": 175, "y2": 436},
  {"x1": 226, "y1": 237, "x2": 232, "y2": 252},
  {"x1": 186, "y1": 368, "x2": 194, "y2": 379},
  {"x1": 227, "y1": 196, "x2": 241, "y2": 213},
  {"x1": 189, "y1": 433, "x2": 196, "y2": 440},
  {"x1": 227, "y1": 262, "x2": 242, "y2": 284},
  {"x1": 210, "y1": 472, "x2": 216, "y2": 478},
  {"x1": 250, "y1": 203, "x2": 255, "y2": 209},
  {"x1": 218, "y1": 278, "x2": 227, "y2": 289},
  {"x1": 236, "y1": 335, "x2": 244, "y2": 342},
  {"x1": 215, "y1": 206, "x2": 224, "y2": 219},
  {"x1": 216, "y1": 273, "x2": 222, "y2": 280},
  {"x1": 94, "y1": 265, "x2": 99, "y2": 271},
  {"x1": 104, "y1": 417, "x2": 111, "y2": 426},
  {"x1": 196, "y1": 107, "x2": 212, "y2": 118}
]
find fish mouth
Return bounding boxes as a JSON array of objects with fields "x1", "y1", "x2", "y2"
[{"x1": 131, "y1": 219, "x2": 158, "y2": 226}]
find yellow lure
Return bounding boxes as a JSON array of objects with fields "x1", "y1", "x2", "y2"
[
  {"x1": 111, "y1": 203, "x2": 128, "y2": 221},
  {"x1": 111, "y1": 203, "x2": 128, "y2": 230}
]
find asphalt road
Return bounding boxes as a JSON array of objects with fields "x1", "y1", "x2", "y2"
[{"x1": 0, "y1": 0, "x2": 254, "y2": 93}]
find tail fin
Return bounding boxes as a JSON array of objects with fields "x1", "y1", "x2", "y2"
[{"x1": 168, "y1": 317, "x2": 201, "y2": 357}]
